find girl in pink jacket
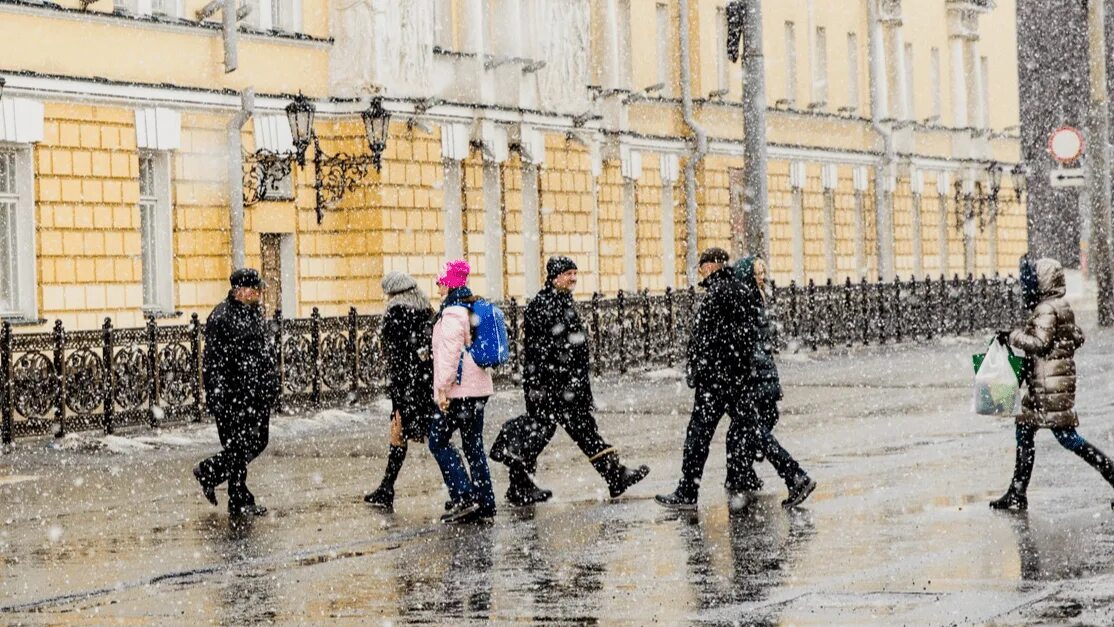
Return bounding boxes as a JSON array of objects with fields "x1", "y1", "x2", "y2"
[{"x1": 427, "y1": 259, "x2": 497, "y2": 523}]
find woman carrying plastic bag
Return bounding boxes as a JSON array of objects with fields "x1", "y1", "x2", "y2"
[{"x1": 987, "y1": 256, "x2": 1114, "y2": 511}]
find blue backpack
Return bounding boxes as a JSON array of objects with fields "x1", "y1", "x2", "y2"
[{"x1": 462, "y1": 299, "x2": 510, "y2": 368}]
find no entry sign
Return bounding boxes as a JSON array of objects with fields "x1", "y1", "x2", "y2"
[{"x1": 1048, "y1": 126, "x2": 1085, "y2": 164}]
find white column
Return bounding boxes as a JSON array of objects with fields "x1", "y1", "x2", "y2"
[
  {"x1": 853, "y1": 166, "x2": 869, "y2": 278},
  {"x1": 460, "y1": 0, "x2": 486, "y2": 54},
  {"x1": 622, "y1": 179, "x2": 638, "y2": 292},
  {"x1": 822, "y1": 164, "x2": 837, "y2": 279},
  {"x1": 522, "y1": 163, "x2": 541, "y2": 297},
  {"x1": 950, "y1": 36, "x2": 968, "y2": 127},
  {"x1": 790, "y1": 161, "x2": 806, "y2": 282},
  {"x1": 601, "y1": 0, "x2": 623, "y2": 89},
  {"x1": 588, "y1": 139, "x2": 604, "y2": 294},
  {"x1": 911, "y1": 169, "x2": 924, "y2": 277},
  {"x1": 966, "y1": 38, "x2": 985, "y2": 129},
  {"x1": 884, "y1": 22, "x2": 909, "y2": 120},
  {"x1": 493, "y1": 0, "x2": 523, "y2": 58},
  {"x1": 443, "y1": 160, "x2": 465, "y2": 260},
  {"x1": 482, "y1": 162, "x2": 505, "y2": 299},
  {"x1": 937, "y1": 171, "x2": 950, "y2": 277},
  {"x1": 660, "y1": 154, "x2": 680, "y2": 288}
]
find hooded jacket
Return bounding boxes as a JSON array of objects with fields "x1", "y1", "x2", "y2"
[
  {"x1": 734, "y1": 257, "x2": 782, "y2": 401},
  {"x1": 686, "y1": 267, "x2": 756, "y2": 392},
  {"x1": 1009, "y1": 258, "x2": 1085, "y2": 429}
]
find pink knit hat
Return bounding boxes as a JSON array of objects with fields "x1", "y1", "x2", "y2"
[{"x1": 437, "y1": 259, "x2": 471, "y2": 288}]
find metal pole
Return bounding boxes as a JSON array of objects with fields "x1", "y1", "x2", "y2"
[
  {"x1": 1089, "y1": 0, "x2": 1114, "y2": 325},
  {"x1": 222, "y1": 0, "x2": 238, "y2": 73},
  {"x1": 740, "y1": 0, "x2": 769, "y2": 261},
  {"x1": 228, "y1": 88, "x2": 254, "y2": 270}
]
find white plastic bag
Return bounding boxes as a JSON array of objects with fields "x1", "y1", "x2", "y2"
[{"x1": 973, "y1": 340, "x2": 1021, "y2": 416}]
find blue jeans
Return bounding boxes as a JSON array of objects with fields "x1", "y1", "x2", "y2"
[
  {"x1": 1009, "y1": 424, "x2": 1114, "y2": 493},
  {"x1": 428, "y1": 397, "x2": 497, "y2": 515}
]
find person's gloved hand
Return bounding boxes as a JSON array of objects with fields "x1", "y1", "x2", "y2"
[{"x1": 995, "y1": 330, "x2": 1012, "y2": 346}]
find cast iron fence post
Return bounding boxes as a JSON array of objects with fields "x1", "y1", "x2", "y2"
[
  {"x1": 273, "y1": 309, "x2": 286, "y2": 414},
  {"x1": 348, "y1": 307, "x2": 359, "y2": 398},
  {"x1": 190, "y1": 313, "x2": 203, "y2": 422},
  {"x1": 965, "y1": 274, "x2": 976, "y2": 334},
  {"x1": 102, "y1": 317, "x2": 115, "y2": 435},
  {"x1": 843, "y1": 277, "x2": 854, "y2": 347},
  {"x1": 824, "y1": 278, "x2": 835, "y2": 348},
  {"x1": 876, "y1": 278, "x2": 888, "y2": 344},
  {"x1": 53, "y1": 320, "x2": 67, "y2": 437},
  {"x1": 1, "y1": 321, "x2": 10, "y2": 445},
  {"x1": 642, "y1": 289, "x2": 652, "y2": 363},
  {"x1": 810, "y1": 280, "x2": 819, "y2": 351},
  {"x1": 310, "y1": 307, "x2": 322, "y2": 407},
  {"x1": 894, "y1": 276, "x2": 904, "y2": 343},
  {"x1": 591, "y1": 292, "x2": 602, "y2": 376},
  {"x1": 859, "y1": 277, "x2": 870, "y2": 345},
  {"x1": 617, "y1": 290, "x2": 627, "y2": 375},
  {"x1": 146, "y1": 315, "x2": 159, "y2": 428},
  {"x1": 508, "y1": 297, "x2": 521, "y2": 379},
  {"x1": 665, "y1": 287, "x2": 675, "y2": 366},
  {"x1": 788, "y1": 281, "x2": 800, "y2": 343}
]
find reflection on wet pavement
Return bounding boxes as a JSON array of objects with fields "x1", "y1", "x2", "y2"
[{"x1": 4, "y1": 336, "x2": 1114, "y2": 623}]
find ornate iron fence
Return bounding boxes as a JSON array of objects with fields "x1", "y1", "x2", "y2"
[{"x1": 0, "y1": 274, "x2": 1022, "y2": 444}]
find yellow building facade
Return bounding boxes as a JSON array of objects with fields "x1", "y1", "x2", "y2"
[{"x1": 0, "y1": 0, "x2": 1025, "y2": 331}]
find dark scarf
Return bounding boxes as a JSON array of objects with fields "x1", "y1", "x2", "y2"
[{"x1": 436, "y1": 286, "x2": 474, "y2": 320}]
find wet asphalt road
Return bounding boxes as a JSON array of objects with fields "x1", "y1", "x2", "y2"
[{"x1": 4, "y1": 326, "x2": 1114, "y2": 624}]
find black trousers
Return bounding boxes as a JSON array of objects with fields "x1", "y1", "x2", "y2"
[
  {"x1": 516, "y1": 395, "x2": 611, "y2": 472},
  {"x1": 197, "y1": 405, "x2": 271, "y2": 507},
  {"x1": 729, "y1": 394, "x2": 781, "y2": 490},
  {"x1": 678, "y1": 386, "x2": 801, "y2": 499}
]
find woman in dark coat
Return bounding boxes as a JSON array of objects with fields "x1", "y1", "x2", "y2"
[
  {"x1": 364, "y1": 271, "x2": 436, "y2": 509},
  {"x1": 727, "y1": 256, "x2": 783, "y2": 496},
  {"x1": 992, "y1": 256, "x2": 1114, "y2": 510}
]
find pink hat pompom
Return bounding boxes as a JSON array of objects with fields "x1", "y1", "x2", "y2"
[{"x1": 437, "y1": 259, "x2": 471, "y2": 288}]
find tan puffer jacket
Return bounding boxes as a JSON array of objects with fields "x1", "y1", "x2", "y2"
[{"x1": 1009, "y1": 258, "x2": 1085, "y2": 429}]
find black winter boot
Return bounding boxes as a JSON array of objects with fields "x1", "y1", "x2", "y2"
[
  {"x1": 364, "y1": 445, "x2": 407, "y2": 509},
  {"x1": 989, "y1": 489, "x2": 1028, "y2": 511},
  {"x1": 590, "y1": 452, "x2": 650, "y2": 498},
  {"x1": 506, "y1": 465, "x2": 553, "y2": 506}
]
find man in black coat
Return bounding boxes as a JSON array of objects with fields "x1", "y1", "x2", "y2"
[
  {"x1": 656, "y1": 248, "x2": 816, "y2": 511},
  {"x1": 193, "y1": 268, "x2": 279, "y2": 516},
  {"x1": 490, "y1": 256, "x2": 649, "y2": 505}
]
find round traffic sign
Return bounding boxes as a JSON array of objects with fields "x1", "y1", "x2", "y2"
[{"x1": 1048, "y1": 126, "x2": 1085, "y2": 163}]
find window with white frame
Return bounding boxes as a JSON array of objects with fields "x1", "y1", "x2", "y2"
[
  {"x1": 784, "y1": 21, "x2": 798, "y2": 107},
  {"x1": 930, "y1": 47, "x2": 942, "y2": 122},
  {"x1": 714, "y1": 6, "x2": 729, "y2": 95},
  {"x1": 114, "y1": 0, "x2": 178, "y2": 18},
  {"x1": 980, "y1": 56, "x2": 990, "y2": 128},
  {"x1": 846, "y1": 33, "x2": 860, "y2": 113},
  {"x1": 240, "y1": 0, "x2": 300, "y2": 33},
  {"x1": 658, "y1": 3, "x2": 674, "y2": 97},
  {"x1": 904, "y1": 43, "x2": 915, "y2": 121},
  {"x1": 0, "y1": 150, "x2": 17, "y2": 315},
  {"x1": 272, "y1": 0, "x2": 299, "y2": 33},
  {"x1": 0, "y1": 146, "x2": 35, "y2": 320},
  {"x1": 433, "y1": 0, "x2": 454, "y2": 50},
  {"x1": 813, "y1": 26, "x2": 828, "y2": 107},
  {"x1": 139, "y1": 152, "x2": 174, "y2": 313}
]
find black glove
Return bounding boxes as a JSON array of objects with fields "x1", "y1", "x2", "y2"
[{"x1": 995, "y1": 330, "x2": 1011, "y2": 346}]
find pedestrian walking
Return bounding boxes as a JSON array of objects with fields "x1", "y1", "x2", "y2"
[
  {"x1": 363, "y1": 271, "x2": 437, "y2": 510},
  {"x1": 656, "y1": 248, "x2": 816, "y2": 511},
  {"x1": 428, "y1": 259, "x2": 498, "y2": 523},
  {"x1": 489, "y1": 256, "x2": 649, "y2": 505},
  {"x1": 193, "y1": 268, "x2": 279, "y2": 517},
  {"x1": 726, "y1": 256, "x2": 783, "y2": 504},
  {"x1": 990, "y1": 256, "x2": 1114, "y2": 511}
]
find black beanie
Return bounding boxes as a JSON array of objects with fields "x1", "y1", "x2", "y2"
[{"x1": 546, "y1": 256, "x2": 578, "y2": 281}]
